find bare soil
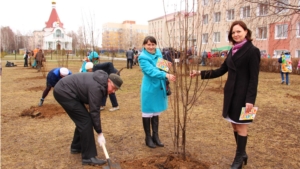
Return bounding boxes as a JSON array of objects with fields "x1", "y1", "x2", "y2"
[{"x1": 1, "y1": 59, "x2": 300, "y2": 169}]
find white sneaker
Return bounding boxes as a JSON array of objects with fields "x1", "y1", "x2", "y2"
[
  {"x1": 109, "y1": 107, "x2": 119, "y2": 112},
  {"x1": 100, "y1": 107, "x2": 105, "y2": 110}
]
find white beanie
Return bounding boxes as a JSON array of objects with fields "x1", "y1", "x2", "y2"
[
  {"x1": 85, "y1": 62, "x2": 94, "y2": 70},
  {"x1": 60, "y1": 67, "x2": 69, "y2": 76}
]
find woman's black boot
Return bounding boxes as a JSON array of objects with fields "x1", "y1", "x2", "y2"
[
  {"x1": 230, "y1": 134, "x2": 248, "y2": 169},
  {"x1": 142, "y1": 118, "x2": 156, "y2": 148},
  {"x1": 151, "y1": 116, "x2": 164, "y2": 147},
  {"x1": 234, "y1": 132, "x2": 248, "y2": 161}
]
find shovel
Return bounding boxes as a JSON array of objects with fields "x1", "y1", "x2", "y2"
[{"x1": 101, "y1": 144, "x2": 121, "y2": 169}]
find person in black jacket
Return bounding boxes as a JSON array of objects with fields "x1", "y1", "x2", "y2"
[
  {"x1": 190, "y1": 20, "x2": 260, "y2": 169},
  {"x1": 24, "y1": 51, "x2": 29, "y2": 67},
  {"x1": 126, "y1": 48, "x2": 134, "y2": 69},
  {"x1": 93, "y1": 62, "x2": 122, "y2": 111},
  {"x1": 53, "y1": 70, "x2": 123, "y2": 166}
]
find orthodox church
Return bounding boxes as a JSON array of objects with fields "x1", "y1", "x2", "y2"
[{"x1": 32, "y1": 0, "x2": 72, "y2": 52}]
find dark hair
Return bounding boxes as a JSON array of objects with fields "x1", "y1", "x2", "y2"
[
  {"x1": 142, "y1": 36, "x2": 157, "y2": 45},
  {"x1": 228, "y1": 20, "x2": 252, "y2": 44}
]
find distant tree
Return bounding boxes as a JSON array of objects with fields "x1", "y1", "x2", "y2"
[
  {"x1": 1, "y1": 26, "x2": 15, "y2": 53},
  {"x1": 66, "y1": 30, "x2": 79, "y2": 54}
]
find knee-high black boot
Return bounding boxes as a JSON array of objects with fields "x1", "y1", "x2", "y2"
[
  {"x1": 234, "y1": 132, "x2": 248, "y2": 160},
  {"x1": 151, "y1": 116, "x2": 164, "y2": 147},
  {"x1": 231, "y1": 134, "x2": 248, "y2": 169},
  {"x1": 142, "y1": 118, "x2": 156, "y2": 148}
]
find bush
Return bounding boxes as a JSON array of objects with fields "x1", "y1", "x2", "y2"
[{"x1": 206, "y1": 57, "x2": 299, "y2": 74}]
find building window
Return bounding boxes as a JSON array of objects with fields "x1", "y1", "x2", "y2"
[
  {"x1": 240, "y1": 6, "x2": 250, "y2": 18},
  {"x1": 214, "y1": 12, "x2": 221, "y2": 23},
  {"x1": 56, "y1": 29, "x2": 62, "y2": 38},
  {"x1": 213, "y1": 32, "x2": 220, "y2": 43},
  {"x1": 276, "y1": 0, "x2": 289, "y2": 13},
  {"x1": 275, "y1": 50, "x2": 288, "y2": 58},
  {"x1": 296, "y1": 50, "x2": 300, "y2": 58},
  {"x1": 297, "y1": 22, "x2": 300, "y2": 37},
  {"x1": 256, "y1": 27, "x2": 267, "y2": 40},
  {"x1": 202, "y1": 0, "x2": 208, "y2": 6},
  {"x1": 257, "y1": 3, "x2": 268, "y2": 16},
  {"x1": 275, "y1": 24, "x2": 288, "y2": 39},
  {"x1": 227, "y1": 9, "x2": 234, "y2": 21},
  {"x1": 203, "y1": 14, "x2": 208, "y2": 24},
  {"x1": 202, "y1": 33, "x2": 208, "y2": 44}
]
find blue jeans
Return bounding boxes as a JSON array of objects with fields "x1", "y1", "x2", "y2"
[
  {"x1": 201, "y1": 56, "x2": 206, "y2": 65},
  {"x1": 280, "y1": 72, "x2": 289, "y2": 84},
  {"x1": 101, "y1": 93, "x2": 118, "y2": 107}
]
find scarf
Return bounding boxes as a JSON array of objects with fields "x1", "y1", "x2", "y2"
[{"x1": 232, "y1": 39, "x2": 247, "y2": 56}]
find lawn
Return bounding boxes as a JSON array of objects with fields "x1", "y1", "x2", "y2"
[{"x1": 1, "y1": 58, "x2": 299, "y2": 169}]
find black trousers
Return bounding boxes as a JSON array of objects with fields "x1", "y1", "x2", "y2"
[
  {"x1": 24, "y1": 58, "x2": 28, "y2": 67},
  {"x1": 53, "y1": 90, "x2": 97, "y2": 159},
  {"x1": 127, "y1": 59, "x2": 133, "y2": 69}
]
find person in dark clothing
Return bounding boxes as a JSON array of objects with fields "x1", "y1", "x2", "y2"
[
  {"x1": 133, "y1": 50, "x2": 139, "y2": 66},
  {"x1": 190, "y1": 21, "x2": 260, "y2": 169},
  {"x1": 53, "y1": 70, "x2": 123, "y2": 166},
  {"x1": 163, "y1": 48, "x2": 173, "y2": 63},
  {"x1": 201, "y1": 50, "x2": 208, "y2": 66},
  {"x1": 132, "y1": 47, "x2": 136, "y2": 56},
  {"x1": 187, "y1": 46, "x2": 196, "y2": 64},
  {"x1": 35, "y1": 49, "x2": 45, "y2": 72},
  {"x1": 24, "y1": 52, "x2": 28, "y2": 67},
  {"x1": 93, "y1": 62, "x2": 122, "y2": 111},
  {"x1": 38, "y1": 67, "x2": 72, "y2": 106},
  {"x1": 126, "y1": 48, "x2": 134, "y2": 69}
]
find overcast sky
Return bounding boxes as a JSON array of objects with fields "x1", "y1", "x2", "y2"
[{"x1": 0, "y1": 0, "x2": 189, "y2": 34}]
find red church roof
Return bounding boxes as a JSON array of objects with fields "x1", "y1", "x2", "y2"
[{"x1": 45, "y1": 7, "x2": 64, "y2": 28}]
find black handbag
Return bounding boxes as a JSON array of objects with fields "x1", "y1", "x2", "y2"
[{"x1": 166, "y1": 79, "x2": 171, "y2": 96}]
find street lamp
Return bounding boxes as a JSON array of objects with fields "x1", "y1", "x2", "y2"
[{"x1": 15, "y1": 35, "x2": 19, "y2": 60}]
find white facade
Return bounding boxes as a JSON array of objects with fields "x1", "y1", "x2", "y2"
[{"x1": 42, "y1": 27, "x2": 72, "y2": 50}]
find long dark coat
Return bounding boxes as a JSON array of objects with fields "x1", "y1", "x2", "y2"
[{"x1": 201, "y1": 41, "x2": 260, "y2": 123}]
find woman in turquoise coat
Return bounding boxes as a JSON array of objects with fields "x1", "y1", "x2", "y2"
[{"x1": 138, "y1": 36, "x2": 176, "y2": 148}]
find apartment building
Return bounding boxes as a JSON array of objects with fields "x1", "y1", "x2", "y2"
[
  {"x1": 148, "y1": 0, "x2": 300, "y2": 57},
  {"x1": 102, "y1": 21, "x2": 148, "y2": 51},
  {"x1": 148, "y1": 11, "x2": 198, "y2": 50}
]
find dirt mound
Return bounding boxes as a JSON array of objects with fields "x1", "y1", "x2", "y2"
[
  {"x1": 20, "y1": 104, "x2": 65, "y2": 118},
  {"x1": 121, "y1": 153, "x2": 210, "y2": 169},
  {"x1": 17, "y1": 76, "x2": 45, "y2": 81},
  {"x1": 286, "y1": 93, "x2": 300, "y2": 101},
  {"x1": 26, "y1": 86, "x2": 45, "y2": 92}
]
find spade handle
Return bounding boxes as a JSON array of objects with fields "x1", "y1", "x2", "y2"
[{"x1": 102, "y1": 144, "x2": 110, "y2": 159}]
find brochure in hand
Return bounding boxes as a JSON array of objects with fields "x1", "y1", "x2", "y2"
[
  {"x1": 156, "y1": 58, "x2": 171, "y2": 72},
  {"x1": 239, "y1": 107, "x2": 258, "y2": 120}
]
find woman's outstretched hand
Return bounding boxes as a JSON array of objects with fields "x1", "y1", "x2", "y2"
[{"x1": 190, "y1": 70, "x2": 200, "y2": 77}]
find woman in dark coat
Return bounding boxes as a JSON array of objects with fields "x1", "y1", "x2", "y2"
[{"x1": 190, "y1": 21, "x2": 260, "y2": 169}]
